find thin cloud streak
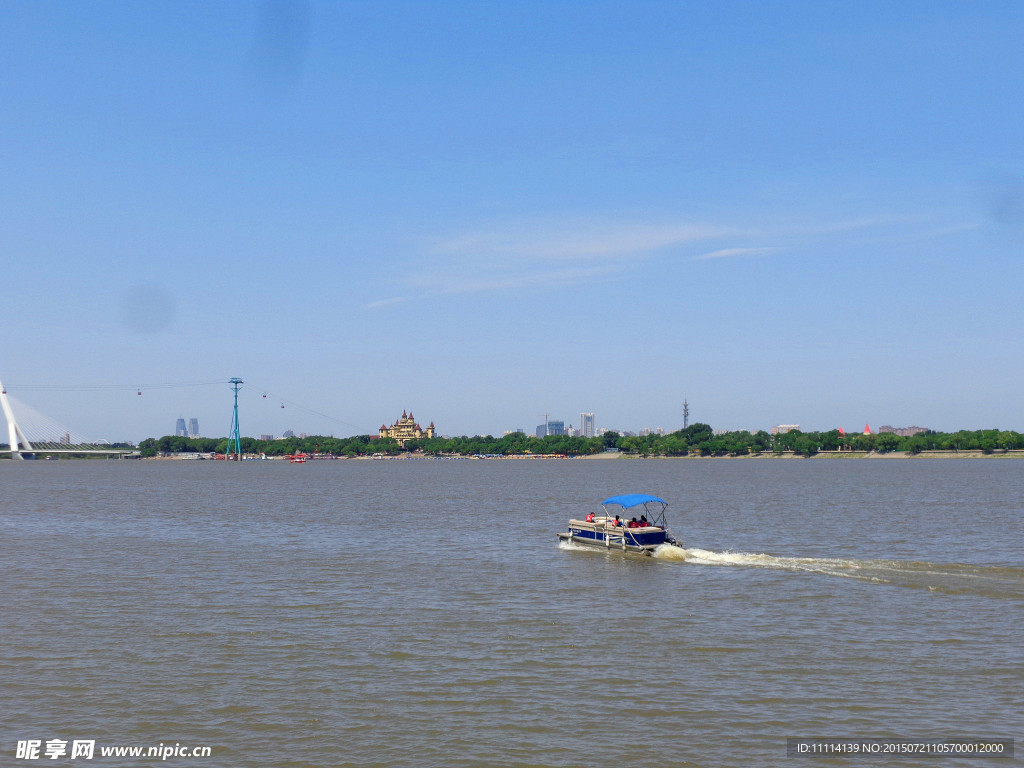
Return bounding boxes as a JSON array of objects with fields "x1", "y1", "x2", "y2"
[
  {"x1": 693, "y1": 247, "x2": 783, "y2": 261},
  {"x1": 375, "y1": 212, "x2": 934, "y2": 302},
  {"x1": 421, "y1": 265, "x2": 623, "y2": 295},
  {"x1": 428, "y1": 222, "x2": 733, "y2": 262},
  {"x1": 366, "y1": 297, "x2": 406, "y2": 309},
  {"x1": 405, "y1": 219, "x2": 734, "y2": 297}
]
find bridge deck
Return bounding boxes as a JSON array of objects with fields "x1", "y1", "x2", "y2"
[{"x1": 3, "y1": 449, "x2": 133, "y2": 455}]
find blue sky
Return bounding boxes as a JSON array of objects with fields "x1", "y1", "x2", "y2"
[{"x1": 3, "y1": 1, "x2": 1023, "y2": 443}]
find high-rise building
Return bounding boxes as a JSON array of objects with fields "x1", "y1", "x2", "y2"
[
  {"x1": 175, "y1": 418, "x2": 187, "y2": 436},
  {"x1": 581, "y1": 412, "x2": 596, "y2": 438},
  {"x1": 188, "y1": 418, "x2": 199, "y2": 437},
  {"x1": 535, "y1": 420, "x2": 565, "y2": 437}
]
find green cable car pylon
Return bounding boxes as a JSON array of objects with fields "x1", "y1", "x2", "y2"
[{"x1": 227, "y1": 378, "x2": 243, "y2": 460}]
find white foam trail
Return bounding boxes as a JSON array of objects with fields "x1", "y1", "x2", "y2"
[
  {"x1": 681, "y1": 548, "x2": 865, "y2": 575},
  {"x1": 652, "y1": 543, "x2": 688, "y2": 560},
  {"x1": 655, "y1": 547, "x2": 1024, "y2": 597},
  {"x1": 564, "y1": 541, "x2": 1023, "y2": 597},
  {"x1": 557, "y1": 539, "x2": 600, "y2": 553},
  {"x1": 560, "y1": 540, "x2": 693, "y2": 558}
]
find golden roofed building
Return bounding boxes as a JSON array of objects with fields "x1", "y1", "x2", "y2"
[{"x1": 379, "y1": 410, "x2": 435, "y2": 447}]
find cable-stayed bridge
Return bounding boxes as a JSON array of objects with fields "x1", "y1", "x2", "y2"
[{"x1": 0, "y1": 379, "x2": 133, "y2": 458}]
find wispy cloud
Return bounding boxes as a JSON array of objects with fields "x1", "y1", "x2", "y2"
[
  {"x1": 422, "y1": 264, "x2": 623, "y2": 296},
  {"x1": 693, "y1": 247, "x2": 783, "y2": 261},
  {"x1": 366, "y1": 211, "x2": 936, "y2": 306},
  {"x1": 366, "y1": 297, "x2": 406, "y2": 309},
  {"x1": 402, "y1": 219, "x2": 733, "y2": 297},
  {"x1": 428, "y1": 222, "x2": 731, "y2": 261}
]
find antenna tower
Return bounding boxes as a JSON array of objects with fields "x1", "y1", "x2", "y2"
[
  {"x1": 683, "y1": 398, "x2": 690, "y2": 430},
  {"x1": 227, "y1": 378, "x2": 243, "y2": 460}
]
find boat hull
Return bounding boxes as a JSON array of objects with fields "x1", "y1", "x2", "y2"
[{"x1": 557, "y1": 520, "x2": 672, "y2": 554}]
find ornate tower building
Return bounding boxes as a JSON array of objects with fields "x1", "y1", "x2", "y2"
[{"x1": 379, "y1": 410, "x2": 436, "y2": 447}]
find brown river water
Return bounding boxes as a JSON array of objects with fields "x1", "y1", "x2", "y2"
[{"x1": 2, "y1": 459, "x2": 1021, "y2": 767}]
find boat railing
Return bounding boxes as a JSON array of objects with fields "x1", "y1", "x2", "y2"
[{"x1": 564, "y1": 495, "x2": 678, "y2": 552}]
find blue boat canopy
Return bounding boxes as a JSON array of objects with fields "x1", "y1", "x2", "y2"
[{"x1": 601, "y1": 493, "x2": 667, "y2": 509}]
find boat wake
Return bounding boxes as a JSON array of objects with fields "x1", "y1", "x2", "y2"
[{"x1": 651, "y1": 545, "x2": 1024, "y2": 599}]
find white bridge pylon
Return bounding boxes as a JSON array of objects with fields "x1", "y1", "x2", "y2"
[{"x1": 0, "y1": 378, "x2": 34, "y2": 459}]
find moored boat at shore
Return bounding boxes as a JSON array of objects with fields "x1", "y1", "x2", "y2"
[{"x1": 557, "y1": 493, "x2": 679, "y2": 555}]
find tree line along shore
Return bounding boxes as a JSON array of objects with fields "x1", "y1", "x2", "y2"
[{"x1": 134, "y1": 424, "x2": 1024, "y2": 459}]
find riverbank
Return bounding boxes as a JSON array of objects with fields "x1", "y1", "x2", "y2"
[
  {"x1": 133, "y1": 449, "x2": 1024, "y2": 461},
  {"x1": 590, "y1": 449, "x2": 1024, "y2": 459}
]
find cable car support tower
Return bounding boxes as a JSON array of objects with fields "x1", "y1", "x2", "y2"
[{"x1": 227, "y1": 378, "x2": 243, "y2": 460}]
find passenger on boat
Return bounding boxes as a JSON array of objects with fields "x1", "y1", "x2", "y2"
[
  {"x1": 639, "y1": 515, "x2": 649, "y2": 527},
  {"x1": 627, "y1": 517, "x2": 640, "y2": 528},
  {"x1": 585, "y1": 512, "x2": 595, "y2": 523},
  {"x1": 608, "y1": 515, "x2": 622, "y2": 527}
]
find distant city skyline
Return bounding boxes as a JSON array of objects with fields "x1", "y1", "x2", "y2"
[{"x1": 0, "y1": 386, "x2": 962, "y2": 445}]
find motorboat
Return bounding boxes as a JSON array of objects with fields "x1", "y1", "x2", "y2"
[{"x1": 557, "y1": 493, "x2": 679, "y2": 555}]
